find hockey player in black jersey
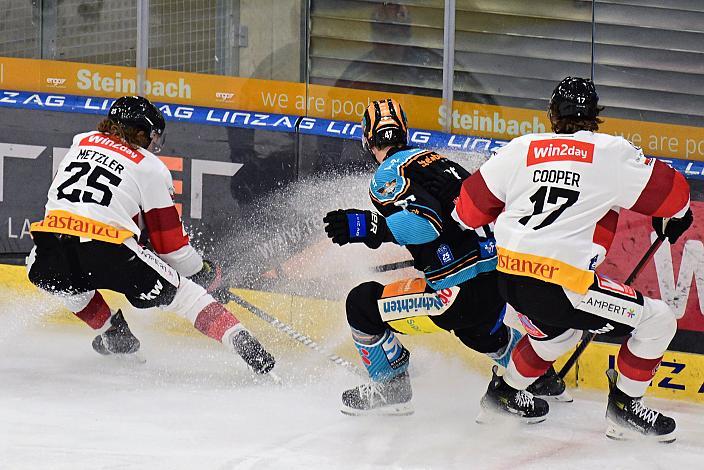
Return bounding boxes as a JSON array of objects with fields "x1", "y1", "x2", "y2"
[{"x1": 323, "y1": 99, "x2": 566, "y2": 417}]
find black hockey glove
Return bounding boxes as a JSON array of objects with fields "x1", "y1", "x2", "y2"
[
  {"x1": 423, "y1": 159, "x2": 470, "y2": 206},
  {"x1": 190, "y1": 259, "x2": 232, "y2": 302},
  {"x1": 653, "y1": 208, "x2": 693, "y2": 244},
  {"x1": 323, "y1": 209, "x2": 392, "y2": 249}
]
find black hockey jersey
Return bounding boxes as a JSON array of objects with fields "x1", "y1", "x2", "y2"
[{"x1": 369, "y1": 147, "x2": 497, "y2": 290}]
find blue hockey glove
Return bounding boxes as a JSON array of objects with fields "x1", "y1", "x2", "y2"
[{"x1": 323, "y1": 209, "x2": 392, "y2": 249}]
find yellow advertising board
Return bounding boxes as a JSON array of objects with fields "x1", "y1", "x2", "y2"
[
  {"x1": 570, "y1": 341, "x2": 704, "y2": 403},
  {"x1": 2, "y1": 57, "x2": 704, "y2": 161}
]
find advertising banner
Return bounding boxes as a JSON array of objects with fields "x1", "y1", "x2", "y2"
[
  {"x1": 1, "y1": 89, "x2": 704, "y2": 181},
  {"x1": 2, "y1": 57, "x2": 704, "y2": 160}
]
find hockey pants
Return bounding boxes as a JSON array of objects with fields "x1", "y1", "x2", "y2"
[
  {"x1": 497, "y1": 272, "x2": 677, "y2": 397},
  {"x1": 27, "y1": 232, "x2": 241, "y2": 345}
]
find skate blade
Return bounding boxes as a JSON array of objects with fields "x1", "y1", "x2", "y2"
[
  {"x1": 541, "y1": 390, "x2": 574, "y2": 403},
  {"x1": 475, "y1": 407, "x2": 546, "y2": 425},
  {"x1": 605, "y1": 419, "x2": 676, "y2": 443},
  {"x1": 104, "y1": 351, "x2": 146, "y2": 364},
  {"x1": 267, "y1": 371, "x2": 283, "y2": 385},
  {"x1": 340, "y1": 402, "x2": 414, "y2": 417}
]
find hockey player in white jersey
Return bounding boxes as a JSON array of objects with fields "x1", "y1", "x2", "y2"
[
  {"x1": 451, "y1": 77, "x2": 692, "y2": 441},
  {"x1": 27, "y1": 96, "x2": 275, "y2": 375}
]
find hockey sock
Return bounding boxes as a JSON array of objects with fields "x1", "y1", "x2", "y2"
[
  {"x1": 194, "y1": 302, "x2": 241, "y2": 344},
  {"x1": 504, "y1": 336, "x2": 553, "y2": 390},
  {"x1": 614, "y1": 297, "x2": 676, "y2": 397},
  {"x1": 350, "y1": 327, "x2": 384, "y2": 345},
  {"x1": 73, "y1": 291, "x2": 113, "y2": 330},
  {"x1": 354, "y1": 329, "x2": 410, "y2": 381},
  {"x1": 616, "y1": 343, "x2": 663, "y2": 397},
  {"x1": 486, "y1": 327, "x2": 522, "y2": 368}
]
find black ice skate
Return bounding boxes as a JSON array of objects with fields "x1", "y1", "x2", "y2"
[
  {"x1": 477, "y1": 366, "x2": 549, "y2": 424},
  {"x1": 92, "y1": 310, "x2": 141, "y2": 355},
  {"x1": 604, "y1": 369, "x2": 676, "y2": 443},
  {"x1": 231, "y1": 329, "x2": 276, "y2": 374},
  {"x1": 341, "y1": 371, "x2": 413, "y2": 416},
  {"x1": 527, "y1": 366, "x2": 573, "y2": 402}
]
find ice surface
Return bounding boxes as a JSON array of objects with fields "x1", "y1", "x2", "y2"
[{"x1": 1, "y1": 291, "x2": 703, "y2": 470}]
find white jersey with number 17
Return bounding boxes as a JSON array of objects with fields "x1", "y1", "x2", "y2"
[{"x1": 453, "y1": 130, "x2": 690, "y2": 294}]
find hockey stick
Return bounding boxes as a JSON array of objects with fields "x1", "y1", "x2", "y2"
[
  {"x1": 226, "y1": 291, "x2": 366, "y2": 378},
  {"x1": 557, "y1": 235, "x2": 666, "y2": 379},
  {"x1": 373, "y1": 259, "x2": 415, "y2": 272}
]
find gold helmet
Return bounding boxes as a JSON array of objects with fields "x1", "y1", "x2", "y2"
[{"x1": 361, "y1": 98, "x2": 408, "y2": 153}]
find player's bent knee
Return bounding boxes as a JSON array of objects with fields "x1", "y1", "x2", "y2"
[
  {"x1": 346, "y1": 281, "x2": 384, "y2": 333},
  {"x1": 641, "y1": 298, "x2": 677, "y2": 342},
  {"x1": 455, "y1": 324, "x2": 508, "y2": 354},
  {"x1": 529, "y1": 329, "x2": 581, "y2": 362}
]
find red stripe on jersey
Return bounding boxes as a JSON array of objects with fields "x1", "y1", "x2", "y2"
[
  {"x1": 511, "y1": 336, "x2": 552, "y2": 378},
  {"x1": 593, "y1": 210, "x2": 619, "y2": 253},
  {"x1": 143, "y1": 206, "x2": 189, "y2": 254},
  {"x1": 655, "y1": 170, "x2": 689, "y2": 216},
  {"x1": 454, "y1": 172, "x2": 504, "y2": 228},
  {"x1": 631, "y1": 161, "x2": 689, "y2": 216},
  {"x1": 194, "y1": 302, "x2": 240, "y2": 341},
  {"x1": 79, "y1": 133, "x2": 144, "y2": 163},
  {"x1": 617, "y1": 342, "x2": 662, "y2": 382},
  {"x1": 74, "y1": 291, "x2": 112, "y2": 330}
]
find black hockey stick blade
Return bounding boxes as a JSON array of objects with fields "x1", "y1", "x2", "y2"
[{"x1": 557, "y1": 235, "x2": 666, "y2": 379}]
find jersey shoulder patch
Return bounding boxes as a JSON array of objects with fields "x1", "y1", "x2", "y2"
[
  {"x1": 370, "y1": 148, "x2": 427, "y2": 203},
  {"x1": 72, "y1": 131, "x2": 96, "y2": 147}
]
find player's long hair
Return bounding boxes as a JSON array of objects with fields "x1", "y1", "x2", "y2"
[
  {"x1": 97, "y1": 118, "x2": 150, "y2": 149},
  {"x1": 549, "y1": 103, "x2": 605, "y2": 134}
]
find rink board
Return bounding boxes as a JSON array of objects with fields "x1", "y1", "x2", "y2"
[{"x1": 3, "y1": 263, "x2": 703, "y2": 404}]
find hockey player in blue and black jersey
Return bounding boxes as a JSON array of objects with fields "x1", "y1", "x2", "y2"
[{"x1": 324, "y1": 99, "x2": 568, "y2": 417}]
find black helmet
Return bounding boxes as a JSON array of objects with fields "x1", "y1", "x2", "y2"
[
  {"x1": 362, "y1": 98, "x2": 408, "y2": 152},
  {"x1": 549, "y1": 77, "x2": 599, "y2": 119},
  {"x1": 108, "y1": 96, "x2": 165, "y2": 138}
]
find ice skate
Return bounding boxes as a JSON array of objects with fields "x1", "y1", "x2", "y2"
[
  {"x1": 527, "y1": 366, "x2": 573, "y2": 402},
  {"x1": 231, "y1": 328, "x2": 275, "y2": 374},
  {"x1": 92, "y1": 310, "x2": 141, "y2": 356},
  {"x1": 341, "y1": 371, "x2": 413, "y2": 416},
  {"x1": 476, "y1": 366, "x2": 549, "y2": 424},
  {"x1": 604, "y1": 369, "x2": 676, "y2": 443}
]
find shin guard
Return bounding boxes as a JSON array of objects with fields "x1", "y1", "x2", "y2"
[
  {"x1": 616, "y1": 343, "x2": 663, "y2": 397},
  {"x1": 72, "y1": 291, "x2": 113, "y2": 331},
  {"x1": 486, "y1": 327, "x2": 522, "y2": 369},
  {"x1": 504, "y1": 336, "x2": 553, "y2": 390},
  {"x1": 194, "y1": 302, "x2": 241, "y2": 345},
  {"x1": 355, "y1": 330, "x2": 410, "y2": 381}
]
